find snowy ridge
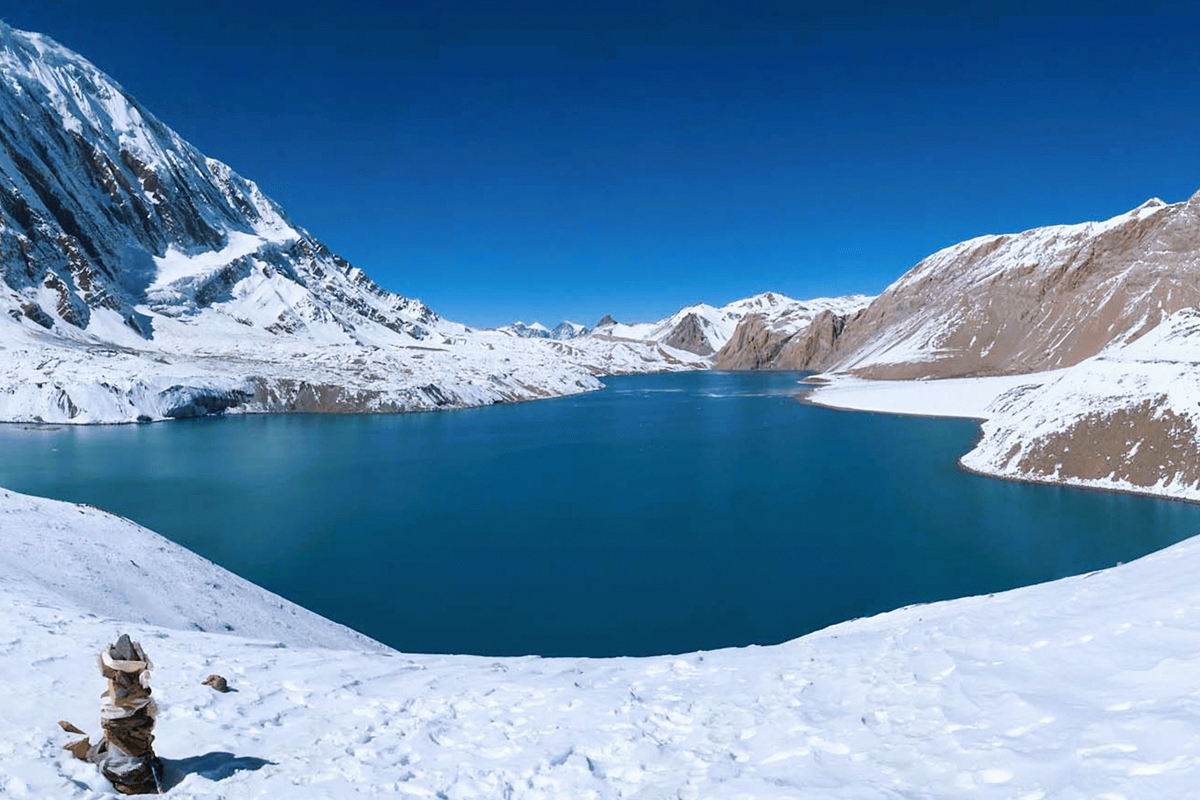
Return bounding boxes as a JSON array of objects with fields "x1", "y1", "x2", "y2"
[
  {"x1": 496, "y1": 320, "x2": 587, "y2": 341},
  {"x1": 723, "y1": 291, "x2": 872, "y2": 333},
  {"x1": 7, "y1": 485, "x2": 1200, "y2": 797},
  {"x1": 824, "y1": 194, "x2": 1192, "y2": 379},
  {"x1": 592, "y1": 303, "x2": 735, "y2": 350},
  {"x1": 586, "y1": 292, "x2": 873, "y2": 363},
  {"x1": 0, "y1": 318, "x2": 605, "y2": 424},
  {"x1": 0, "y1": 22, "x2": 614, "y2": 422}
]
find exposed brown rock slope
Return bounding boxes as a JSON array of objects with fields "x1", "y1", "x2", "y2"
[
  {"x1": 715, "y1": 309, "x2": 860, "y2": 370},
  {"x1": 958, "y1": 307, "x2": 1200, "y2": 499},
  {"x1": 660, "y1": 312, "x2": 717, "y2": 356},
  {"x1": 719, "y1": 194, "x2": 1200, "y2": 378}
]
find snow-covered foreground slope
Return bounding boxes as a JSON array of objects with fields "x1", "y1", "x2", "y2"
[
  {"x1": 0, "y1": 488, "x2": 377, "y2": 651},
  {"x1": 6, "y1": 486, "x2": 1200, "y2": 798}
]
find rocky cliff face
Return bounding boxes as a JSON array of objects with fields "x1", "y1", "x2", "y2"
[
  {"x1": 580, "y1": 293, "x2": 873, "y2": 373},
  {"x1": 660, "y1": 312, "x2": 717, "y2": 356},
  {"x1": 713, "y1": 297, "x2": 871, "y2": 370}
]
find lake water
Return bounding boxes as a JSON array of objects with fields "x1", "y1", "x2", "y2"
[{"x1": 2, "y1": 371, "x2": 1198, "y2": 658}]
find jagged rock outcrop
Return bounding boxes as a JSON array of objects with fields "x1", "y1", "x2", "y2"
[
  {"x1": 660, "y1": 312, "x2": 715, "y2": 356},
  {"x1": 715, "y1": 309, "x2": 861, "y2": 370},
  {"x1": 713, "y1": 315, "x2": 782, "y2": 369},
  {"x1": 713, "y1": 296, "x2": 872, "y2": 371}
]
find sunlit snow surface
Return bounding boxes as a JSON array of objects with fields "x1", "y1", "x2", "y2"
[
  {"x1": 806, "y1": 372, "x2": 1057, "y2": 420},
  {"x1": 4, "y1": 486, "x2": 1200, "y2": 798}
]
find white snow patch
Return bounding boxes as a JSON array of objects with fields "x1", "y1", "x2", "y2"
[
  {"x1": 805, "y1": 372, "x2": 1059, "y2": 420},
  {"x1": 150, "y1": 228, "x2": 299, "y2": 291}
]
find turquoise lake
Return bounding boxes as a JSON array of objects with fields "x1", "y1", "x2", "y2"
[{"x1": 2, "y1": 370, "x2": 1199, "y2": 657}]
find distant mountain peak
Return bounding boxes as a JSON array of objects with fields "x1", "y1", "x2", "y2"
[{"x1": 497, "y1": 320, "x2": 588, "y2": 340}]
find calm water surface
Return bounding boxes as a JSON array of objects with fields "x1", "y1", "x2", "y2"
[{"x1": 2, "y1": 371, "x2": 1198, "y2": 657}]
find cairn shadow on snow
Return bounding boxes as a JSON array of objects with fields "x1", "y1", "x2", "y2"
[{"x1": 161, "y1": 752, "x2": 275, "y2": 789}]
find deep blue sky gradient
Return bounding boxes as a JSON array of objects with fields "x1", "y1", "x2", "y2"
[{"x1": 6, "y1": 1, "x2": 1200, "y2": 327}]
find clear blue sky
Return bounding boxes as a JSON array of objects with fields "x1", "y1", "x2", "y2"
[{"x1": 6, "y1": 1, "x2": 1200, "y2": 327}]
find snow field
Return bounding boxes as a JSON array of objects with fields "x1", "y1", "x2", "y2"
[
  {"x1": 805, "y1": 372, "x2": 1057, "y2": 420},
  {"x1": 5, "y1": 484, "x2": 1200, "y2": 798}
]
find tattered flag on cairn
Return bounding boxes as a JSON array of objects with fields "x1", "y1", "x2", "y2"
[{"x1": 61, "y1": 634, "x2": 165, "y2": 794}]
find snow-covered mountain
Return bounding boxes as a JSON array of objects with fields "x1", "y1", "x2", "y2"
[
  {"x1": 818, "y1": 196, "x2": 1197, "y2": 379},
  {"x1": 0, "y1": 21, "x2": 875, "y2": 424},
  {"x1": 588, "y1": 292, "x2": 872, "y2": 361},
  {"x1": 714, "y1": 293, "x2": 874, "y2": 369},
  {"x1": 497, "y1": 320, "x2": 588, "y2": 340},
  {"x1": 0, "y1": 22, "x2": 607, "y2": 422},
  {"x1": 790, "y1": 193, "x2": 1200, "y2": 500},
  {"x1": 0, "y1": 23, "x2": 439, "y2": 344}
]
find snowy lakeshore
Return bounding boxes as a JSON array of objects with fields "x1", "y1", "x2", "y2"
[
  {"x1": 810, "y1": 308, "x2": 1200, "y2": 504},
  {"x1": 5, "y1": 387, "x2": 1200, "y2": 797},
  {"x1": 7, "y1": 342, "x2": 1200, "y2": 798}
]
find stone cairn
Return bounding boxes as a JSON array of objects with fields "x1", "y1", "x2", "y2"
[{"x1": 61, "y1": 633, "x2": 164, "y2": 794}]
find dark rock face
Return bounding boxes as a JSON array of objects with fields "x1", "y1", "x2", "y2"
[
  {"x1": 594, "y1": 314, "x2": 617, "y2": 328},
  {"x1": 158, "y1": 386, "x2": 252, "y2": 419},
  {"x1": 19, "y1": 301, "x2": 54, "y2": 329},
  {"x1": 714, "y1": 315, "x2": 786, "y2": 370},
  {"x1": 660, "y1": 312, "x2": 714, "y2": 356},
  {"x1": 771, "y1": 310, "x2": 856, "y2": 370}
]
